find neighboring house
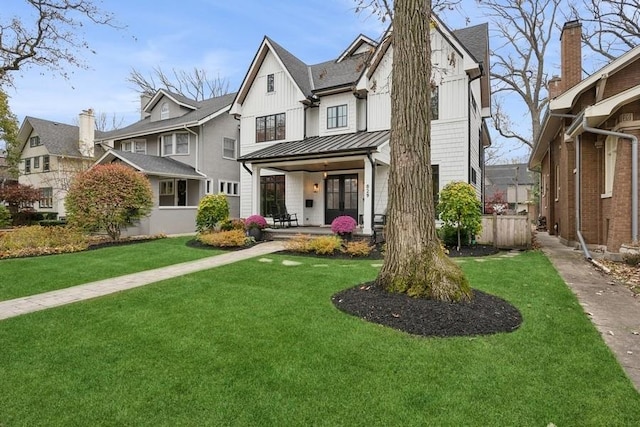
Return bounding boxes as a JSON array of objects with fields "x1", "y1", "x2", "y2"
[
  {"x1": 95, "y1": 90, "x2": 239, "y2": 236},
  {"x1": 484, "y1": 163, "x2": 536, "y2": 215},
  {"x1": 530, "y1": 21, "x2": 640, "y2": 255},
  {"x1": 0, "y1": 150, "x2": 17, "y2": 186},
  {"x1": 232, "y1": 16, "x2": 491, "y2": 235},
  {"x1": 17, "y1": 110, "x2": 105, "y2": 217}
]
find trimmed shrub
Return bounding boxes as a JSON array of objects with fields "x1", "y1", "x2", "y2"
[
  {"x1": 309, "y1": 235, "x2": 343, "y2": 255},
  {"x1": 220, "y1": 218, "x2": 245, "y2": 231},
  {"x1": 65, "y1": 164, "x2": 153, "y2": 240},
  {"x1": 331, "y1": 215, "x2": 358, "y2": 235},
  {"x1": 284, "y1": 234, "x2": 313, "y2": 253},
  {"x1": 245, "y1": 214, "x2": 267, "y2": 230},
  {"x1": 197, "y1": 230, "x2": 249, "y2": 248},
  {"x1": 438, "y1": 225, "x2": 469, "y2": 248},
  {"x1": 342, "y1": 239, "x2": 375, "y2": 257},
  {"x1": 0, "y1": 225, "x2": 88, "y2": 259},
  {"x1": 196, "y1": 194, "x2": 229, "y2": 232},
  {"x1": 438, "y1": 181, "x2": 482, "y2": 250}
]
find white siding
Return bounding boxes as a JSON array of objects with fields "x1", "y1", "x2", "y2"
[
  {"x1": 306, "y1": 106, "x2": 319, "y2": 137},
  {"x1": 431, "y1": 119, "x2": 468, "y2": 190},
  {"x1": 318, "y1": 92, "x2": 358, "y2": 137}
]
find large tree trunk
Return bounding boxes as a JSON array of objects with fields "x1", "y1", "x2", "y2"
[{"x1": 375, "y1": 0, "x2": 472, "y2": 302}]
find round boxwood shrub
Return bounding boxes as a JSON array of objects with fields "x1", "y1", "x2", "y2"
[{"x1": 196, "y1": 194, "x2": 229, "y2": 232}]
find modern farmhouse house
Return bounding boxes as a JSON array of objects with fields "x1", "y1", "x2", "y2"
[
  {"x1": 94, "y1": 90, "x2": 240, "y2": 236},
  {"x1": 231, "y1": 16, "x2": 491, "y2": 235},
  {"x1": 530, "y1": 21, "x2": 640, "y2": 256}
]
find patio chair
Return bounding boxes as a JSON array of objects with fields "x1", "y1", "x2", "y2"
[
  {"x1": 279, "y1": 204, "x2": 298, "y2": 227},
  {"x1": 372, "y1": 213, "x2": 386, "y2": 244},
  {"x1": 270, "y1": 206, "x2": 287, "y2": 228}
]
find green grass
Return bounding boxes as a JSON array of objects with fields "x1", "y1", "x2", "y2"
[
  {"x1": 0, "y1": 236, "x2": 222, "y2": 301},
  {"x1": 0, "y1": 251, "x2": 639, "y2": 426}
]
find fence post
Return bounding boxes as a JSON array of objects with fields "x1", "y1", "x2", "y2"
[{"x1": 493, "y1": 212, "x2": 498, "y2": 249}]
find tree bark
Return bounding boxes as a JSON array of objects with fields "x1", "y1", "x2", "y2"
[{"x1": 375, "y1": 0, "x2": 471, "y2": 302}]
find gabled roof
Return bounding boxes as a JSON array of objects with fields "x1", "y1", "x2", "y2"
[
  {"x1": 485, "y1": 163, "x2": 535, "y2": 186},
  {"x1": 144, "y1": 89, "x2": 199, "y2": 113},
  {"x1": 95, "y1": 149, "x2": 205, "y2": 179},
  {"x1": 238, "y1": 130, "x2": 389, "y2": 162},
  {"x1": 97, "y1": 92, "x2": 236, "y2": 142},
  {"x1": 310, "y1": 53, "x2": 369, "y2": 92},
  {"x1": 267, "y1": 37, "x2": 314, "y2": 97},
  {"x1": 17, "y1": 116, "x2": 106, "y2": 159},
  {"x1": 452, "y1": 23, "x2": 489, "y2": 68},
  {"x1": 336, "y1": 34, "x2": 378, "y2": 62}
]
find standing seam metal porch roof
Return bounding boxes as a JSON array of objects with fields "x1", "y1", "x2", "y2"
[{"x1": 238, "y1": 130, "x2": 389, "y2": 162}]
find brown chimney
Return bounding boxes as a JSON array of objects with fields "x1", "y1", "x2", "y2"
[
  {"x1": 560, "y1": 20, "x2": 582, "y2": 93},
  {"x1": 548, "y1": 75, "x2": 562, "y2": 99}
]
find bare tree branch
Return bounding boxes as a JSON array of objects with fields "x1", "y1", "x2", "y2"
[
  {"x1": 0, "y1": 0, "x2": 121, "y2": 86},
  {"x1": 127, "y1": 66, "x2": 230, "y2": 101}
]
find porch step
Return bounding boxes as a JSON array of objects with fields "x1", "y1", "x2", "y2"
[{"x1": 265, "y1": 226, "x2": 370, "y2": 241}]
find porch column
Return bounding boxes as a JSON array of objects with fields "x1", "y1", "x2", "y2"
[
  {"x1": 252, "y1": 165, "x2": 261, "y2": 215},
  {"x1": 363, "y1": 159, "x2": 373, "y2": 234}
]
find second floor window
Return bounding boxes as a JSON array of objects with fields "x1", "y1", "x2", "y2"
[
  {"x1": 24, "y1": 158, "x2": 31, "y2": 174},
  {"x1": 43, "y1": 155, "x2": 50, "y2": 172},
  {"x1": 33, "y1": 156, "x2": 40, "y2": 169},
  {"x1": 223, "y1": 137, "x2": 236, "y2": 159},
  {"x1": 327, "y1": 105, "x2": 348, "y2": 129},
  {"x1": 267, "y1": 74, "x2": 275, "y2": 92},
  {"x1": 161, "y1": 133, "x2": 189, "y2": 156},
  {"x1": 256, "y1": 113, "x2": 286, "y2": 142}
]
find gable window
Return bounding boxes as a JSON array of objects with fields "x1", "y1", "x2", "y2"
[
  {"x1": 24, "y1": 158, "x2": 31, "y2": 174},
  {"x1": 39, "y1": 187, "x2": 53, "y2": 209},
  {"x1": 223, "y1": 137, "x2": 236, "y2": 159},
  {"x1": 33, "y1": 156, "x2": 40, "y2": 169},
  {"x1": 604, "y1": 135, "x2": 617, "y2": 196},
  {"x1": 160, "y1": 102, "x2": 169, "y2": 120},
  {"x1": 43, "y1": 155, "x2": 50, "y2": 172},
  {"x1": 431, "y1": 86, "x2": 439, "y2": 120},
  {"x1": 122, "y1": 140, "x2": 147, "y2": 154},
  {"x1": 267, "y1": 74, "x2": 275, "y2": 92},
  {"x1": 256, "y1": 113, "x2": 286, "y2": 142},
  {"x1": 327, "y1": 105, "x2": 348, "y2": 129},
  {"x1": 219, "y1": 180, "x2": 239, "y2": 196},
  {"x1": 161, "y1": 133, "x2": 189, "y2": 156},
  {"x1": 29, "y1": 136, "x2": 41, "y2": 147}
]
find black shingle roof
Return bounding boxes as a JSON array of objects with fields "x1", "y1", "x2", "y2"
[
  {"x1": 452, "y1": 23, "x2": 489, "y2": 66},
  {"x1": 238, "y1": 130, "x2": 389, "y2": 162},
  {"x1": 105, "y1": 150, "x2": 203, "y2": 178}
]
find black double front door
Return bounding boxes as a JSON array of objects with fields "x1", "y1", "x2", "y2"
[{"x1": 325, "y1": 174, "x2": 358, "y2": 224}]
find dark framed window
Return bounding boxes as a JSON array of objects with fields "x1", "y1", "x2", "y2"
[
  {"x1": 431, "y1": 86, "x2": 439, "y2": 120},
  {"x1": 29, "y1": 136, "x2": 41, "y2": 147},
  {"x1": 267, "y1": 74, "x2": 275, "y2": 92},
  {"x1": 24, "y1": 158, "x2": 31, "y2": 174},
  {"x1": 43, "y1": 155, "x2": 50, "y2": 171},
  {"x1": 432, "y1": 164, "x2": 439, "y2": 214},
  {"x1": 260, "y1": 175, "x2": 285, "y2": 216},
  {"x1": 256, "y1": 113, "x2": 285, "y2": 142},
  {"x1": 471, "y1": 167, "x2": 477, "y2": 184},
  {"x1": 33, "y1": 156, "x2": 40, "y2": 169},
  {"x1": 39, "y1": 187, "x2": 53, "y2": 208},
  {"x1": 327, "y1": 104, "x2": 347, "y2": 129}
]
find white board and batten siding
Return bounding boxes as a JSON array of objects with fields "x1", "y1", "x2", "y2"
[
  {"x1": 238, "y1": 51, "x2": 306, "y2": 217},
  {"x1": 318, "y1": 92, "x2": 359, "y2": 137}
]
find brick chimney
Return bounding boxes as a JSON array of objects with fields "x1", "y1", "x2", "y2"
[
  {"x1": 560, "y1": 20, "x2": 582, "y2": 93},
  {"x1": 548, "y1": 75, "x2": 562, "y2": 99},
  {"x1": 78, "y1": 109, "x2": 95, "y2": 158}
]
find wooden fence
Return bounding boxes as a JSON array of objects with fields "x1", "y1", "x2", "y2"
[{"x1": 476, "y1": 214, "x2": 531, "y2": 249}]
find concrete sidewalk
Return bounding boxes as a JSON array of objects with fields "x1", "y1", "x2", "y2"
[
  {"x1": 536, "y1": 232, "x2": 640, "y2": 392},
  {"x1": 0, "y1": 241, "x2": 284, "y2": 321}
]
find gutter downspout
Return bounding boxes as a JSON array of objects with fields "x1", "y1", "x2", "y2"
[
  {"x1": 575, "y1": 134, "x2": 592, "y2": 260},
  {"x1": 582, "y1": 116, "x2": 638, "y2": 243},
  {"x1": 241, "y1": 162, "x2": 252, "y2": 176}
]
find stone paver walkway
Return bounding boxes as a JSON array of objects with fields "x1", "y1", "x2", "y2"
[{"x1": 0, "y1": 241, "x2": 284, "y2": 321}]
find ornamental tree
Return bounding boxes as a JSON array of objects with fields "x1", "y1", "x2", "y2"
[
  {"x1": 0, "y1": 183, "x2": 41, "y2": 216},
  {"x1": 65, "y1": 164, "x2": 153, "y2": 240},
  {"x1": 438, "y1": 181, "x2": 482, "y2": 251}
]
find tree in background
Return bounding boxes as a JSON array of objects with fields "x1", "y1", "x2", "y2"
[
  {"x1": 438, "y1": 182, "x2": 482, "y2": 251},
  {"x1": 196, "y1": 194, "x2": 230, "y2": 233},
  {"x1": 374, "y1": 0, "x2": 472, "y2": 302},
  {"x1": 0, "y1": 90, "x2": 19, "y2": 178},
  {"x1": 65, "y1": 164, "x2": 153, "y2": 240},
  {"x1": 128, "y1": 67, "x2": 230, "y2": 101},
  {"x1": 0, "y1": 0, "x2": 118, "y2": 86},
  {"x1": 0, "y1": 183, "x2": 41, "y2": 216}
]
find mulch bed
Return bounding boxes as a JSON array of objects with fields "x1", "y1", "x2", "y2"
[
  {"x1": 446, "y1": 244, "x2": 499, "y2": 257},
  {"x1": 332, "y1": 283, "x2": 522, "y2": 338}
]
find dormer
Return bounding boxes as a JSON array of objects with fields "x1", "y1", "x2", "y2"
[{"x1": 143, "y1": 89, "x2": 199, "y2": 122}]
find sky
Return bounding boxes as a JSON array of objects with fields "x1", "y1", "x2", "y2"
[{"x1": 3, "y1": 0, "x2": 535, "y2": 160}]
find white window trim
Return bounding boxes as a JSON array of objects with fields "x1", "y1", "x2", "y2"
[
  {"x1": 160, "y1": 102, "x2": 169, "y2": 120},
  {"x1": 222, "y1": 137, "x2": 236, "y2": 160},
  {"x1": 122, "y1": 140, "x2": 147, "y2": 154},
  {"x1": 160, "y1": 133, "x2": 190, "y2": 156},
  {"x1": 159, "y1": 179, "x2": 175, "y2": 196},
  {"x1": 218, "y1": 180, "x2": 240, "y2": 196}
]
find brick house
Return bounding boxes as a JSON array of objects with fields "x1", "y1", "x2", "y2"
[{"x1": 529, "y1": 21, "x2": 640, "y2": 256}]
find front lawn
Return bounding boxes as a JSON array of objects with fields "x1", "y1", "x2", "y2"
[
  {"x1": 0, "y1": 236, "x2": 222, "y2": 301},
  {"x1": 0, "y1": 251, "x2": 638, "y2": 425}
]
